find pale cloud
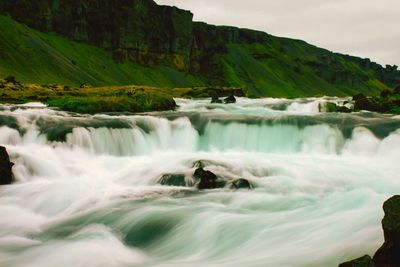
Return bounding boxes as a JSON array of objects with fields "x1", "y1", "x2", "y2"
[{"x1": 155, "y1": 0, "x2": 400, "y2": 66}]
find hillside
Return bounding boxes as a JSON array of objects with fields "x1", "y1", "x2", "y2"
[{"x1": 0, "y1": 0, "x2": 399, "y2": 97}]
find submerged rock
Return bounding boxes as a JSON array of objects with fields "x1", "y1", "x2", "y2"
[
  {"x1": 0, "y1": 146, "x2": 14, "y2": 185},
  {"x1": 232, "y1": 178, "x2": 252, "y2": 190},
  {"x1": 158, "y1": 174, "x2": 186, "y2": 187},
  {"x1": 338, "y1": 255, "x2": 376, "y2": 267},
  {"x1": 224, "y1": 95, "x2": 236, "y2": 104},
  {"x1": 373, "y1": 195, "x2": 400, "y2": 267}
]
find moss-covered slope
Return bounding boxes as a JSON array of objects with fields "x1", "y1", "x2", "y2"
[{"x1": 0, "y1": 15, "x2": 202, "y2": 88}]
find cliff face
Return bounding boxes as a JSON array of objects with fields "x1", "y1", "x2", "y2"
[
  {"x1": 0, "y1": 0, "x2": 194, "y2": 69},
  {"x1": 0, "y1": 0, "x2": 399, "y2": 96}
]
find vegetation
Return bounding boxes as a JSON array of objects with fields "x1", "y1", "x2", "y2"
[
  {"x1": 0, "y1": 12, "x2": 399, "y2": 98},
  {"x1": 0, "y1": 77, "x2": 244, "y2": 113},
  {"x1": 0, "y1": 15, "x2": 202, "y2": 89}
]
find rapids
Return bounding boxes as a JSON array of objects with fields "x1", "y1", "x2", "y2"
[{"x1": 0, "y1": 97, "x2": 399, "y2": 267}]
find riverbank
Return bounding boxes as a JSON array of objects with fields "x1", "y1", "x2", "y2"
[{"x1": 0, "y1": 77, "x2": 244, "y2": 114}]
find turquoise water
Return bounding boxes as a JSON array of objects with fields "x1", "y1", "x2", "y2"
[{"x1": 0, "y1": 97, "x2": 399, "y2": 267}]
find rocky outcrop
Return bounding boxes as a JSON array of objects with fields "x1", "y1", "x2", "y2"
[
  {"x1": 373, "y1": 195, "x2": 400, "y2": 267},
  {"x1": 158, "y1": 174, "x2": 186, "y2": 187},
  {"x1": 0, "y1": 0, "x2": 194, "y2": 70},
  {"x1": 193, "y1": 167, "x2": 218, "y2": 189},
  {"x1": 338, "y1": 196, "x2": 400, "y2": 267},
  {"x1": 0, "y1": 146, "x2": 14, "y2": 185},
  {"x1": 352, "y1": 88, "x2": 400, "y2": 114}
]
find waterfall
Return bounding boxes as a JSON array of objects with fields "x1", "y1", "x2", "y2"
[{"x1": 0, "y1": 98, "x2": 399, "y2": 267}]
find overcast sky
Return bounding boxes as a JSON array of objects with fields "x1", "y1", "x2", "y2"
[{"x1": 155, "y1": 0, "x2": 400, "y2": 66}]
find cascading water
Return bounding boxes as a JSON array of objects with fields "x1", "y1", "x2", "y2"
[{"x1": 0, "y1": 97, "x2": 399, "y2": 267}]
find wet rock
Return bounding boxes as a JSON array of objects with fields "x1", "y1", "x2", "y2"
[
  {"x1": 232, "y1": 178, "x2": 252, "y2": 190},
  {"x1": 211, "y1": 95, "x2": 222, "y2": 104},
  {"x1": 0, "y1": 146, "x2": 14, "y2": 185},
  {"x1": 337, "y1": 106, "x2": 353, "y2": 113},
  {"x1": 338, "y1": 195, "x2": 400, "y2": 267},
  {"x1": 193, "y1": 167, "x2": 218, "y2": 189},
  {"x1": 338, "y1": 255, "x2": 376, "y2": 267},
  {"x1": 224, "y1": 95, "x2": 236, "y2": 104},
  {"x1": 353, "y1": 94, "x2": 384, "y2": 112},
  {"x1": 158, "y1": 174, "x2": 186, "y2": 187},
  {"x1": 373, "y1": 195, "x2": 400, "y2": 267}
]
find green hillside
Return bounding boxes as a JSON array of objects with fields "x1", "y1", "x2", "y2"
[{"x1": 0, "y1": 15, "x2": 202, "y2": 88}]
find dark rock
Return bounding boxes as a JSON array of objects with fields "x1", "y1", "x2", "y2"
[
  {"x1": 158, "y1": 174, "x2": 186, "y2": 187},
  {"x1": 338, "y1": 196, "x2": 400, "y2": 267},
  {"x1": 381, "y1": 89, "x2": 392, "y2": 98},
  {"x1": 232, "y1": 178, "x2": 252, "y2": 190},
  {"x1": 338, "y1": 106, "x2": 353, "y2": 113},
  {"x1": 0, "y1": 146, "x2": 14, "y2": 185},
  {"x1": 354, "y1": 95, "x2": 384, "y2": 112},
  {"x1": 338, "y1": 255, "x2": 376, "y2": 267},
  {"x1": 224, "y1": 95, "x2": 236, "y2": 104},
  {"x1": 211, "y1": 95, "x2": 222, "y2": 104},
  {"x1": 353, "y1": 93, "x2": 367, "y2": 102},
  {"x1": 373, "y1": 195, "x2": 400, "y2": 267},
  {"x1": 394, "y1": 85, "x2": 400, "y2": 95},
  {"x1": 193, "y1": 167, "x2": 218, "y2": 189}
]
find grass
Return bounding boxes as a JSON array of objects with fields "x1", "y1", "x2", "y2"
[
  {"x1": 0, "y1": 15, "x2": 203, "y2": 88},
  {"x1": 0, "y1": 79, "x2": 243, "y2": 113}
]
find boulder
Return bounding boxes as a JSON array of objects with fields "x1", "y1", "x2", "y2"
[
  {"x1": 193, "y1": 167, "x2": 218, "y2": 189},
  {"x1": 224, "y1": 95, "x2": 236, "y2": 104},
  {"x1": 373, "y1": 195, "x2": 400, "y2": 267},
  {"x1": 338, "y1": 196, "x2": 400, "y2": 267},
  {"x1": 338, "y1": 255, "x2": 376, "y2": 267},
  {"x1": 0, "y1": 146, "x2": 14, "y2": 185},
  {"x1": 232, "y1": 178, "x2": 252, "y2": 190},
  {"x1": 158, "y1": 174, "x2": 186, "y2": 187},
  {"x1": 353, "y1": 95, "x2": 384, "y2": 112}
]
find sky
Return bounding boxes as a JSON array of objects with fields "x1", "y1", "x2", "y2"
[{"x1": 155, "y1": 0, "x2": 400, "y2": 66}]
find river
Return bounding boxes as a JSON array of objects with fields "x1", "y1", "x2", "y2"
[{"x1": 0, "y1": 97, "x2": 400, "y2": 267}]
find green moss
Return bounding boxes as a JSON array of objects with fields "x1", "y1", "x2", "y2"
[{"x1": 48, "y1": 93, "x2": 176, "y2": 114}]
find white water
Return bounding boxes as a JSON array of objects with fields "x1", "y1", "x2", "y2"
[{"x1": 0, "y1": 97, "x2": 399, "y2": 267}]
